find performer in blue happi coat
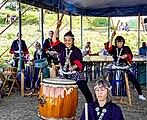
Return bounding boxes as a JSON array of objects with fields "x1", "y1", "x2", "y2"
[
  {"x1": 50, "y1": 12, "x2": 93, "y2": 103},
  {"x1": 9, "y1": 33, "x2": 29, "y2": 69},
  {"x1": 80, "y1": 79, "x2": 124, "y2": 120}
]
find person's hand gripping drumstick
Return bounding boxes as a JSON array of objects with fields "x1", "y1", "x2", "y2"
[
  {"x1": 109, "y1": 20, "x2": 120, "y2": 48},
  {"x1": 68, "y1": 57, "x2": 78, "y2": 72},
  {"x1": 109, "y1": 30, "x2": 116, "y2": 48},
  {"x1": 118, "y1": 54, "x2": 128, "y2": 59}
]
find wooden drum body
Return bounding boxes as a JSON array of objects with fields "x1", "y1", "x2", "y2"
[{"x1": 38, "y1": 78, "x2": 78, "y2": 119}]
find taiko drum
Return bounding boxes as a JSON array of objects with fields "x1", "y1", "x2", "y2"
[{"x1": 38, "y1": 78, "x2": 78, "y2": 119}]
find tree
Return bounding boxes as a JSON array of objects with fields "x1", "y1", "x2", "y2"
[{"x1": 92, "y1": 17, "x2": 108, "y2": 27}]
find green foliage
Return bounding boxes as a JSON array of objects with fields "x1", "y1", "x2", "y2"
[
  {"x1": 5, "y1": 33, "x2": 16, "y2": 39},
  {"x1": 22, "y1": 13, "x2": 39, "y2": 25},
  {"x1": 92, "y1": 17, "x2": 108, "y2": 27},
  {"x1": 128, "y1": 19, "x2": 137, "y2": 29},
  {"x1": 0, "y1": 15, "x2": 5, "y2": 25},
  {"x1": 5, "y1": 4, "x2": 16, "y2": 11}
]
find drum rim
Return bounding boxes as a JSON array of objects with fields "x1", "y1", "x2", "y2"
[{"x1": 42, "y1": 78, "x2": 76, "y2": 85}]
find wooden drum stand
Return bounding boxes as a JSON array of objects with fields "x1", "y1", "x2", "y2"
[{"x1": 106, "y1": 69, "x2": 131, "y2": 106}]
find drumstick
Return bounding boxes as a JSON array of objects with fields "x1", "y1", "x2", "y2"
[
  {"x1": 68, "y1": 57, "x2": 71, "y2": 67},
  {"x1": 111, "y1": 18, "x2": 114, "y2": 30},
  {"x1": 56, "y1": 9, "x2": 66, "y2": 30},
  {"x1": 85, "y1": 103, "x2": 88, "y2": 120},
  {"x1": 116, "y1": 20, "x2": 120, "y2": 30},
  {"x1": 59, "y1": 8, "x2": 66, "y2": 22}
]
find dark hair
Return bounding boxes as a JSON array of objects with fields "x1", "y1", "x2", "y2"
[
  {"x1": 49, "y1": 30, "x2": 54, "y2": 34},
  {"x1": 142, "y1": 42, "x2": 146, "y2": 47},
  {"x1": 64, "y1": 31, "x2": 74, "y2": 40},
  {"x1": 115, "y1": 36, "x2": 125, "y2": 45},
  {"x1": 17, "y1": 33, "x2": 22, "y2": 37},
  {"x1": 35, "y1": 42, "x2": 41, "y2": 48}
]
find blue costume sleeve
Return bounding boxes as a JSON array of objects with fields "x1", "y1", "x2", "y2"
[
  {"x1": 110, "y1": 105, "x2": 124, "y2": 120},
  {"x1": 22, "y1": 40, "x2": 29, "y2": 54},
  {"x1": 9, "y1": 40, "x2": 18, "y2": 54},
  {"x1": 138, "y1": 48, "x2": 142, "y2": 55}
]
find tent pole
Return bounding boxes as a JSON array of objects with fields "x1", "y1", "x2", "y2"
[
  {"x1": 70, "y1": 13, "x2": 72, "y2": 31},
  {"x1": 138, "y1": 13, "x2": 140, "y2": 49},
  {"x1": 81, "y1": 15, "x2": 83, "y2": 49},
  {"x1": 38, "y1": 9, "x2": 41, "y2": 31},
  {"x1": 18, "y1": 0, "x2": 22, "y2": 71},
  {"x1": 40, "y1": 7, "x2": 44, "y2": 48},
  {"x1": 18, "y1": 0, "x2": 24, "y2": 97},
  {"x1": 57, "y1": 12, "x2": 59, "y2": 38},
  {"x1": 108, "y1": 16, "x2": 111, "y2": 41}
]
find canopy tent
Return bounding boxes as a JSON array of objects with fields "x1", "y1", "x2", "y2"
[
  {"x1": 5, "y1": 0, "x2": 145, "y2": 96},
  {"x1": 21, "y1": 0, "x2": 147, "y2": 17}
]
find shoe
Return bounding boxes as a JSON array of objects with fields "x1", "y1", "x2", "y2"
[
  {"x1": 5, "y1": 87, "x2": 10, "y2": 93},
  {"x1": 139, "y1": 95, "x2": 146, "y2": 100}
]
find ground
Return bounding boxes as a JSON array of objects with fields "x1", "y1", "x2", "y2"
[{"x1": 0, "y1": 80, "x2": 147, "y2": 120}]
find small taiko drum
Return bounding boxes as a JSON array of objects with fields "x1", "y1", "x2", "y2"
[
  {"x1": 3, "y1": 67, "x2": 17, "y2": 74},
  {"x1": 38, "y1": 78, "x2": 78, "y2": 119}
]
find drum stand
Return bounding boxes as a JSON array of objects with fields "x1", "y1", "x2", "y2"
[
  {"x1": 106, "y1": 72, "x2": 132, "y2": 106},
  {"x1": 21, "y1": 69, "x2": 43, "y2": 97},
  {"x1": 1, "y1": 72, "x2": 19, "y2": 96},
  {"x1": 0, "y1": 73, "x2": 5, "y2": 99}
]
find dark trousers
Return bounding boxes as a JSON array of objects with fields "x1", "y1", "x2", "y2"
[
  {"x1": 14, "y1": 59, "x2": 25, "y2": 69},
  {"x1": 128, "y1": 73, "x2": 142, "y2": 95},
  {"x1": 77, "y1": 80, "x2": 93, "y2": 103}
]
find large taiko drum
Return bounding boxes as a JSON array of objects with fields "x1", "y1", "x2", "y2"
[{"x1": 38, "y1": 78, "x2": 78, "y2": 119}]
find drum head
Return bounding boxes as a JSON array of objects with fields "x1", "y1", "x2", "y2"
[{"x1": 42, "y1": 78, "x2": 76, "y2": 85}]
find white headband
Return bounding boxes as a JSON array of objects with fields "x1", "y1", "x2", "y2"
[
  {"x1": 94, "y1": 84, "x2": 112, "y2": 91},
  {"x1": 64, "y1": 36, "x2": 74, "y2": 39}
]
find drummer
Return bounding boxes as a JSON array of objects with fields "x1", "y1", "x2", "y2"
[
  {"x1": 50, "y1": 13, "x2": 93, "y2": 103},
  {"x1": 105, "y1": 31, "x2": 146, "y2": 101},
  {"x1": 43, "y1": 30, "x2": 59, "y2": 65}
]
